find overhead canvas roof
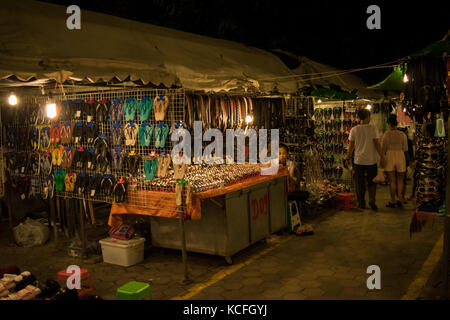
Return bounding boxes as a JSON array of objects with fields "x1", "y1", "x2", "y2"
[
  {"x1": 0, "y1": 0, "x2": 298, "y2": 93},
  {"x1": 271, "y1": 50, "x2": 386, "y2": 98}
]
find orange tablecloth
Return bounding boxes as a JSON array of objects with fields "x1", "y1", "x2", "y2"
[{"x1": 108, "y1": 169, "x2": 288, "y2": 227}]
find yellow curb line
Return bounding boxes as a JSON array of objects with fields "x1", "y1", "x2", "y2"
[
  {"x1": 402, "y1": 233, "x2": 443, "y2": 300},
  {"x1": 171, "y1": 235, "x2": 294, "y2": 300}
]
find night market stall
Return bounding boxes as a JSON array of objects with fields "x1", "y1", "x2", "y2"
[{"x1": 0, "y1": 0, "x2": 302, "y2": 295}]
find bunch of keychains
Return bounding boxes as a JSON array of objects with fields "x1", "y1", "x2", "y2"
[
  {"x1": 314, "y1": 104, "x2": 361, "y2": 182},
  {"x1": 4, "y1": 94, "x2": 174, "y2": 204},
  {"x1": 414, "y1": 126, "x2": 447, "y2": 211}
]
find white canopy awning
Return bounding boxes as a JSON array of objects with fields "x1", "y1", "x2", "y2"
[{"x1": 0, "y1": 0, "x2": 298, "y2": 93}]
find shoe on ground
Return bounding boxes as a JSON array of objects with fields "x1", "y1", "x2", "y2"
[
  {"x1": 369, "y1": 203, "x2": 378, "y2": 211},
  {"x1": 386, "y1": 202, "x2": 396, "y2": 208}
]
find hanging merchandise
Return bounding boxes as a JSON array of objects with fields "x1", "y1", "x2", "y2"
[
  {"x1": 110, "y1": 98, "x2": 123, "y2": 123},
  {"x1": 434, "y1": 118, "x2": 446, "y2": 137},
  {"x1": 85, "y1": 122, "x2": 98, "y2": 144},
  {"x1": 51, "y1": 144, "x2": 63, "y2": 167},
  {"x1": 61, "y1": 146, "x2": 73, "y2": 169},
  {"x1": 72, "y1": 121, "x2": 84, "y2": 144},
  {"x1": 96, "y1": 99, "x2": 110, "y2": 123},
  {"x1": 124, "y1": 97, "x2": 138, "y2": 121},
  {"x1": 54, "y1": 169, "x2": 66, "y2": 192},
  {"x1": 74, "y1": 147, "x2": 86, "y2": 169},
  {"x1": 73, "y1": 99, "x2": 84, "y2": 120},
  {"x1": 111, "y1": 122, "x2": 123, "y2": 146},
  {"x1": 156, "y1": 154, "x2": 171, "y2": 178},
  {"x1": 40, "y1": 126, "x2": 51, "y2": 150},
  {"x1": 86, "y1": 98, "x2": 96, "y2": 122},
  {"x1": 124, "y1": 121, "x2": 138, "y2": 146},
  {"x1": 101, "y1": 174, "x2": 115, "y2": 196},
  {"x1": 60, "y1": 122, "x2": 72, "y2": 144},
  {"x1": 154, "y1": 122, "x2": 169, "y2": 148},
  {"x1": 74, "y1": 172, "x2": 88, "y2": 195},
  {"x1": 86, "y1": 148, "x2": 96, "y2": 170},
  {"x1": 154, "y1": 96, "x2": 169, "y2": 121},
  {"x1": 93, "y1": 135, "x2": 109, "y2": 158},
  {"x1": 144, "y1": 154, "x2": 158, "y2": 181},
  {"x1": 111, "y1": 146, "x2": 125, "y2": 170},
  {"x1": 64, "y1": 171, "x2": 76, "y2": 192},
  {"x1": 138, "y1": 122, "x2": 153, "y2": 147},
  {"x1": 88, "y1": 173, "x2": 102, "y2": 198},
  {"x1": 126, "y1": 151, "x2": 141, "y2": 178},
  {"x1": 138, "y1": 96, "x2": 153, "y2": 121},
  {"x1": 113, "y1": 176, "x2": 128, "y2": 203}
]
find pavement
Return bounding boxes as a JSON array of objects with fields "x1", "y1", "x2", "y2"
[{"x1": 0, "y1": 183, "x2": 445, "y2": 300}]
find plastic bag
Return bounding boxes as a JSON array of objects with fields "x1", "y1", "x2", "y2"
[
  {"x1": 13, "y1": 218, "x2": 49, "y2": 247},
  {"x1": 372, "y1": 169, "x2": 385, "y2": 183}
]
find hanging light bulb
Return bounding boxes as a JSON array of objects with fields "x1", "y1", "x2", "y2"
[
  {"x1": 366, "y1": 105, "x2": 372, "y2": 110},
  {"x1": 46, "y1": 103, "x2": 57, "y2": 119},
  {"x1": 403, "y1": 74, "x2": 409, "y2": 83},
  {"x1": 8, "y1": 93, "x2": 18, "y2": 106},
  {"x1": 245, "y1": 115, "x2": 253, "y2": 124},
  {"x1": 317, "y1": 99, "x2": 322, "y2": 103}
]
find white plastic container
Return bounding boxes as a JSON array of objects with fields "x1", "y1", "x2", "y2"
[{"x1": 99, "y1": 237, "x2": 145, "y2": 267}]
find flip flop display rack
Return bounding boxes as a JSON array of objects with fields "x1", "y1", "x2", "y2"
[
  {"x1": 3, "y1": 88, "x2": 185, "y2": 210},
  {"x1": 313, "y1": 101, "x2": 362, "y2": 189}
]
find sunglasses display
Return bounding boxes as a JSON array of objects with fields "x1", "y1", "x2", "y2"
[{"x1": 414, "y1": 131, "x2": 447, "y2": 208}]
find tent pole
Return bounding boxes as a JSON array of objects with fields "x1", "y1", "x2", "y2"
[{"x1": 444, "y1": 113, "x2": 450, "y2": 299}]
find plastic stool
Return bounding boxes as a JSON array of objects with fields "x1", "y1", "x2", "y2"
[
  {"x1": 336, "y1": 193, "x2": 357, "y2": 211},
  {"x1": 57, "y1": 268, "x2": 94, "y2": 296},
  {"x1": 116, "y1": 281, "x2": 153, "y2": 300}
]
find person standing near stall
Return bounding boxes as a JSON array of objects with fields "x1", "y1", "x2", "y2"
[
  {"x1": 382, "y1": 115, "x2": 409, "y2": 208},
  {"x1": 345, "y1": 109, "x2": 384, "y2": 210}
]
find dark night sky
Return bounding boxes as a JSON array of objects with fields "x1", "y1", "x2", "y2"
[{"x1": 40, "y1": 0, "x2": 450, "y2": 85}]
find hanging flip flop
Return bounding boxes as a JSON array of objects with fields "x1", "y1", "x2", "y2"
[
  {"x1": 138, "y1": 96, "x2": 153, "y2": 121},
  {"x1": 159, "y1": 123, "x2": 170, "y2": 148},
  {"x1": 124, "y1": 97, "x2": 138, "y2": 121}
]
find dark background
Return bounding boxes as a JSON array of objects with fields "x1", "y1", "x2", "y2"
[{"x1": 40, "y1": 0, "x2": 449, "y2": 85}]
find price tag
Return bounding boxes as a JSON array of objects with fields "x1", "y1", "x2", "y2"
[
  {"x1": 90, "y1": 190, "x2": 95, "y2": 197},
  {"x1": 21, "y1": 194, "x2": 25, "y2": 200},
  {"x1": 21, "y1": 167, "x2": 25, "y2": 173},
  {"x1": 87, "y1": 116, "x2": 92, "y2": 122},
  {"x1": 76, "y1": 111, "x2": 81, "y2": 118}
]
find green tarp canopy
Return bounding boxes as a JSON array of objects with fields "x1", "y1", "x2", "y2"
[
  {"x1": 367, "y1": 67, "x2": 403, "y2": 92},
  {"x1": 367, "y1": 34, "x2": 449, "y2": 92}
]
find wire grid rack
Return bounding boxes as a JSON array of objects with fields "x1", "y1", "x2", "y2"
[
  {"x1": 3, "y1": 88, "x2": 186, "y2": 212},
  {"x1": 0, "y1": 106, "x2": 4, "y2": 198},
  {"x1": 313, "y1": 101, "x2": 358, "y2": 186}
]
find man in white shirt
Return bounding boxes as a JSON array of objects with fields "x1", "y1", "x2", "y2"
[{"x1": 345, "y1": 109, "x2": 384, "y2": 210}]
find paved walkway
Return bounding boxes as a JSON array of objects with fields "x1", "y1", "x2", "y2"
[{"x1": 0, "y1": 184, "x2": 443, "y2": 300}]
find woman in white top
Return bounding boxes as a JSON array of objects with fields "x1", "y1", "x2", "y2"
[{"x1": 382, "y1": 115, "x2": 408, "y2": 208}]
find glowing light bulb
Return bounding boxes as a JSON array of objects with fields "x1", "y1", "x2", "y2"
[
  {"x1": 8, "y1": 94, "x2": 17, "y2": 106},
  {"x1": 245, "y1": 115, "x2": 253, "y2": 124},
  {"x1": 403, "y1": 74, "x2": 409, "y2": 83},
  {"x1": 46, "y1": 103, "x2": 57, "y2": 119},
  {"x1": 366, "y1": 105, "x2": 372, "y2": 110},
  {"x1": 318, "y1": 99, "x2": 322, "y2": 103},
  {"x1": 403, "y1": 108, "x2": 407, "y2": 113}
]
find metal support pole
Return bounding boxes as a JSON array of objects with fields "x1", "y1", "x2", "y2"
[
  {"x1": 444, "y1": 114, "x2": 450, "y2": 299},
  {"x1": 178, "y1": 205, "x2": 190, "y2": 285},
  {"x1": 177, "y1": 183, "x2": 191, "y2": 285},
  {"x1": 79, "y1": 199, "x2": 87, "y2": 260}
]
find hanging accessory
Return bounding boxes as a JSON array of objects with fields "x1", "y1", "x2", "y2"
[
  {"x1": 154, "y1": 95, "x2": 169, "y2": 122},
  {"x1": 113, "y1": 176, "x2": 128, "y2": 203},
  {"x1": 88, "y1": 173, "x2": 103, "y2": 198},
  {"x1": 124, "y1": 97, "x2": 138, "y2": 121},
  {"x1": 435, "y1": 118, "x2": 446, "y2": 137},
  {"x1": 96, "y1": 99, "x2": 110, "y2": 123},
  {"x1": 124, "y1": 121, "x2": 138, "y2": 146},
  {"x1": 139, "y1": 122, "x2": 153, "y2": 147},
  {"x1": 138, "y1": 96, "x2": 153, "y2": 121},
  {"x1": 101, "y1": 174, "x2": 116, "y2": 196}
]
